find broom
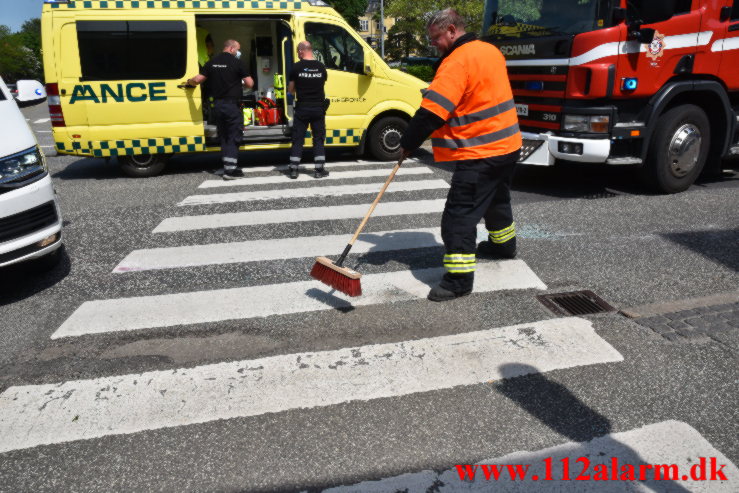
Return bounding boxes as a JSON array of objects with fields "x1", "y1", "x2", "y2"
[{"x1": 310, "y1": 157, "x2": 405, "y2": 297}]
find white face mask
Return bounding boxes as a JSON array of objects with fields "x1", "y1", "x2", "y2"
[{"x1": 235, "y1": 50, "x2": 242, "y2": 59}]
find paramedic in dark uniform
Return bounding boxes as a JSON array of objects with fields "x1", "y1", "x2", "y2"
[
  {"x1": 187, "y1": 39, "x2": 254, "y2": 180},
  {"x1": 288, "y1": 41, "x2": 328, "y2": 179}
]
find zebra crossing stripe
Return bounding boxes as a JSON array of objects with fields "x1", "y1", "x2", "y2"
[
  {"x1": 199, "y1": 166, "x2": 433, "y2": 188},
  {"x1": 153, "y1": 199, "x2": 448, "y2": 233},
  {"x1": 5, "y1": 317, "x2": 618, "y2": 453},
  {"x1": 178, "y1": 179, "x2": 450, "y2": 206},
  {"x1": 234, "y1": 158, "x2": 419, "y2": 174},
  {"x1": 57, "y1": 261, "x2": 545, "y2": 338},
  {"x1": 325, "y1": 421, "x2": 739, "y2": 492},
  {"x1": 115, "y1": 225, "x2": 490, "y2": 273}
]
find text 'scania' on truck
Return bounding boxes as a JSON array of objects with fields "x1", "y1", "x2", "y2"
[{"x1": 483, "y1": 0, "x2": 739, "y2": 193}]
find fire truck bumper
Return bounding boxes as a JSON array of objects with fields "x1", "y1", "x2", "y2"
[{"x1": 518, "y1": 132, "x2": 611, "y2": 166}]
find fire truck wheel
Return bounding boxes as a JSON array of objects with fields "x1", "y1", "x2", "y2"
[
  {"x1": 368, "y1": 116, "x2": 407, "y2": 161},
  {"x1": 643, "y1": 104, "x2": 710, "y2": 194},
  {"x1": 119, "y1": 154, "x2": 168, "y2": 178}
]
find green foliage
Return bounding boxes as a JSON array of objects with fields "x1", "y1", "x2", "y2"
[
  {"x1": 404, "y1": 64, "x2": 434, "y2": 82},
  {"x1": 331, "y1": 0, "x2": 367, "y2": 29},
  {"x1": 0, "y1": 19, "x2": 43, "y2": 82},
  {"x1": 384, "y1": 0, "x2": 486, "y2": 59},
  {"x1": 385, "y1": 18, "x2": 426, "y2": 61}
]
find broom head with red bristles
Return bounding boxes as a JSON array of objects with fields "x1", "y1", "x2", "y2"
[{"x1": 310, "y1": 256, "x2": 362, "y2": 297}]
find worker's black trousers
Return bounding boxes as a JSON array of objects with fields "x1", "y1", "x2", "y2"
[
  {"x1": 214, "y1": 100, "x2": 243, "y2": 171},
  {"x1": 439, "y1": 151, "x2": 520, "y2": 294},
  {"x1": 290, "y1": 105, "x2": 326, "y2": 169}
]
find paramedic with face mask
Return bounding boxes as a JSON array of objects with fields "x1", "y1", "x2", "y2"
[{"x1": 188, "y1": 39, "x2": 254, "y2": 180}]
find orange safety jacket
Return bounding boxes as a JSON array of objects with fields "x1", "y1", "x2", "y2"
[{"x1": 421, "y1": 39, "x2": 522, "y2": 163}]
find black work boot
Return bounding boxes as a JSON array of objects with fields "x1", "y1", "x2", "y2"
[
  {"x1": 289, "y1": 166, "x2": 299, "y2": 180},
  {"x1": 427, "y1": 285, "x2": 472, "y2": 302},
  {"x1": 477, "y1": 237, "x2": 517, "y2": 259},
  {"x1": 314, "y1": 167, "x2": 329, "y2": 179},
  {"x1": 223, "y1": 168, "x2": 244, "y2": 180}
]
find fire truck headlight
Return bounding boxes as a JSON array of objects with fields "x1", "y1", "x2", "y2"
[
  {"x1": 563, "y1": 115, "x2": 589, "y2": 132},
  {"x1": 563, "y1": 115, "x2": 610, "y2": 133}
]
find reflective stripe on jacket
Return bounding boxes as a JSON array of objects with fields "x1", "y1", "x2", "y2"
[{"x1": 421, "y1": 40, "x2": 522, "y2": 163}]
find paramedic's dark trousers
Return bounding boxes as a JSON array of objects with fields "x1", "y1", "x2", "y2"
[
  {"x1": 214, "y1": 99, "x2": 243, "y2": 171},
  {"x1": 440, "y1": 150, "x2": 520, "y2": 294},
  {"x1": 290, "y1": 104, "x2": 326, "y2": 170}
]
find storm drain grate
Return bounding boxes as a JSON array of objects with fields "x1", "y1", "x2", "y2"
[{"x1": 537, "y1": 290, "x2": 616, "y2": 316}]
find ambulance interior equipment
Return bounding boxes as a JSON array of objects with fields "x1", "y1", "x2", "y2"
[{"x1": 197, "y1": 17, "x2": 293, "y2": 145}]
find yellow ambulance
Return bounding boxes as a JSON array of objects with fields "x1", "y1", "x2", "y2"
[{"x1": 41, "y1": 0, "x2": 426, "y2": 176}]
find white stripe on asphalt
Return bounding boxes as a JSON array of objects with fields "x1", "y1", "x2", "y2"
[
  {"x1": 115, "y1": 225, "x2": 460, "y2": 272},
  {"x1": 235, "y1": 158, "x2": 419, "y2": 174},
  {"x1": 199, "y1": 166, "x2": 432, "y2": 188},
  {"x1": 57, "y1": 261, "x2": 545, "y2": 338},
  {"x1": 6, "y1": 317, "x2": 616, "y2": 452},
  {"x1": 179, "y1": 179, "x2": 449, "y2": 206},
  {"x1": 326, "y1": 421, "x2": 739, "y2": 492},
  {"x1": 33, "y1": 118, "x2": 50, "y2": 124},
  {"x1": 154, "y1": 199, "x2": 448, "y2": 233}
]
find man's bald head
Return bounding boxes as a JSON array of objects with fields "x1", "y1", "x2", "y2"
[{"x1": 297, "y1": 40, "x2": 315, "y2": 60}]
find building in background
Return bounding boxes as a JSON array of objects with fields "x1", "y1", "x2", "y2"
[{"x1": 356, "y1": 1, "x2": 395, "y2": 54}]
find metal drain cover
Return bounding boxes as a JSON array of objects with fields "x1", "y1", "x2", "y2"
[{"x1": 537, "y1": 290, "x2": 616, "y2": 316}]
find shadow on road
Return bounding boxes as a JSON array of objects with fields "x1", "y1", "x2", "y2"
[
  {"x1": 661, "y1": 228, "x2": 739, "y2": 272},
  {"x1": 0, "y1": 246, "x2": 71, "y2": 306}
]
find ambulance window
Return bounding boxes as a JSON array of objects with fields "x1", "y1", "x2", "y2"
[
  {"x1": 0, "y1": 87, "x2": 6, "y2": 101},
  {"x1": 77, "y1": 21, "x2": 186, "y2": 80},
  {"x1": 305, "y1": 23, "x2": 364, "y2": 74},
  {"x1": 732, "y1": 1, "x2": 739, "y2": 20}
]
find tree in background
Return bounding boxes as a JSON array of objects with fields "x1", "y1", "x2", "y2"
[
  {"x1": 385, "y1": 0, "x2": 485, "y2": 50},
  {"x1": 385, "y1": 17, "x2": 427, "y2": 60},
  {"x1": 331, "y1": 0, "x2": 367, "y2": 29},
  {"x1": 0, "y1": 19, "x2": 43, "y2": 82}
]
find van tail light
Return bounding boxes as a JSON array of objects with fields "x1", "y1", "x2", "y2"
[{"x1": 46, "y1": 83, "x2": 66, "y2": 127}]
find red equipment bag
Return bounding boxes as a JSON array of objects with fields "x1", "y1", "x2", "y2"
[{"x1": 257, "y1": 98, "x2": 282, "y2": 126}]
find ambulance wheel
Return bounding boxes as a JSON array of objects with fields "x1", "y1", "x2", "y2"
[
  {"x1": 642, "y1": 104, "x2": 710, "y2": 194},
  {"x1": 368, "y1": 116, "x2": 407, "y2": 161},
  {"x1": 119, "y1": 154, "x2": 167, "y2": 178}
]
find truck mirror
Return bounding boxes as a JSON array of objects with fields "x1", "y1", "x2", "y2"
[{"x1": 628, "y1": 27, "x2": 656, "y2": 44}]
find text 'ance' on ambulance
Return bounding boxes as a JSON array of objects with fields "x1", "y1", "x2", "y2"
[{"x1": 42, "y1": 0, "x2": 426, "y2": 177}]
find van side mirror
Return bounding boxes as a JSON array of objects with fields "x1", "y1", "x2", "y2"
[{"x1": 364, "y1": 51, "x2": 373, "y2": 75}]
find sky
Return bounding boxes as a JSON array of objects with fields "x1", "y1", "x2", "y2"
[{"x1": 0, "y1": 0, "x2": 44, "y2": 32}]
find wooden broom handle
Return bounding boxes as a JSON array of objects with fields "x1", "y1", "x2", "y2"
[{"x1": 348, "y1": 158, "x2": 404, "y2": 245}]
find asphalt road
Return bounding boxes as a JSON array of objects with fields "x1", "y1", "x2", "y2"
[{"x1": 0, "y1": 101, "x2": 737, "y2": 492}]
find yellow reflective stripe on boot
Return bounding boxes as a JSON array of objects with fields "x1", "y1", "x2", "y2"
[
  {"x1": 443, "y1": 253, "x2": 476, "y2": 274},
  {"x1": 489, "y1": 222, "x2": 516, "y2": 244}
]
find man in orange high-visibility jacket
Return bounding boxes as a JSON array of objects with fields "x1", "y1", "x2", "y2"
[{"x1": 400, "y1": 8, "x2": 522, "y2": 302}]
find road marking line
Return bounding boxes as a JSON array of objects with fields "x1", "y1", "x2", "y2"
[
  {"x1": 37, "y1": 130, "x2": 52, "y2": 133},
  {"x1": 6, "y1": 317, "x2": 615, "y2": 452},
  {"x1": 326, "y1": 421, "x2": 739, "y2": 492},
  {"x1": 199, "y1": 166, "x2": 432, "y2": 188},
  {"x1": 58, "y1": 261, "x2": 545, "y2": 337},
  {"x1": 179, "y1": 179, "x2": 449, "y2": 206},
  {"x1": 115, "y1": 225, "x2": 473, "y2": 272},
  {"x1": 233, "y1": 158, "x2": 420, "y2": 174},
  {"x1": 154, "y1": 199, "x2": 448, "y2": 233},
  {"x1": 40, "y1": 146, "x2": 55, "y2": 149},
  {"x1": 33, "y1": 118, "x2": 50, "y2": 124}
]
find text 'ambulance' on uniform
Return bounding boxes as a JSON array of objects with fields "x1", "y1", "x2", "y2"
[
  {"x1": 399, "y1": 8, "x2": 522, "y2": 302},
  {"x1": 288, "y1": 41, "x2": 329, "y2": 180},
  {"x1": 187, "y1": 39, "x2": 254, "y2": 180}
]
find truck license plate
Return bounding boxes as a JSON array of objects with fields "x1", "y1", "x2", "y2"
[{"x1": 516, "y1": 104, "x2": 529, "y2": 117}]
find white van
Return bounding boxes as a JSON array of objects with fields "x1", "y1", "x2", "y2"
[{"x1": 0, "y1": 77, "x2": 63, "y2": 270}]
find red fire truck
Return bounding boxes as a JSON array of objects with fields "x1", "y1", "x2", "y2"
[{"x1": 482, "y1": 0, "x2": 739, "y2": 192}]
